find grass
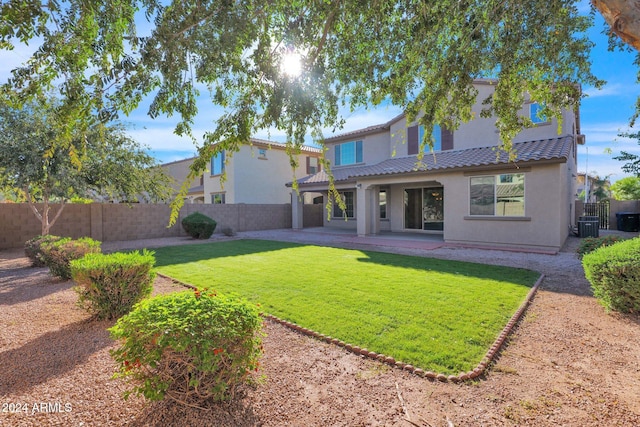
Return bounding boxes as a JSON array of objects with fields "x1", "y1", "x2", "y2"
[{"x1": 152, "y1": 239, "x2": 539, "y2": 375}]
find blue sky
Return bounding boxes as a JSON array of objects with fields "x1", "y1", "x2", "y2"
[{"x1": 1, "y1": 3, "x2": 638, "y2": 183}]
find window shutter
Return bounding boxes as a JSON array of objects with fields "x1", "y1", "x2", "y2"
[
  {"x1": 441, "y1": 126, "x2": 454, "y2": 150},
  {"x1": 408, "y1": 125, "x2": 419, "y2": 155},
  {"x1": 306, "y1": 156, "x2": 311, "y2": 174},
  {"x1": 335, "y1": 144, "x2": 341, "y2": 166}
]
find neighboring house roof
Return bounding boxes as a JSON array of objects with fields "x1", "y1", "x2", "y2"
[
  {"x1": 160, "y1": 156, "x2": 197, "y2": 167},
  {"x1": 187, "y1": 184, "x2": 204, "y2": 195},
  {"x1": 249, "y1": 138, "x2": 323, "y2": 154},
  {"x1": 159, "y1": 139, "x2": 322, "y2": 169},
  {"x1": 294, "y1": 135, "x2": 574, "y2": 186}
]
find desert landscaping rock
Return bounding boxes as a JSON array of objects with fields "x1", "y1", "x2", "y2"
[{"x1": 1, "y1": 231, "x2": 639, "y2": 426}]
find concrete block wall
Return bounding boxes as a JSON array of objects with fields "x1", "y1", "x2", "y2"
[
  {"x1": 0, "y1": 203, "x2": 92, "y2": 249},
  {"x1": 575, "y1": 199, "x2": 640, "y2": 230},
  {"x1": 0, "y1": 203, "x2": 299, "y2": 249}
]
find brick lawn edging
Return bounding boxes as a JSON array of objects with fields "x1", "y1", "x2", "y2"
[{"x1": 157, "y1": 272, "x2": 544, "y2": 383}]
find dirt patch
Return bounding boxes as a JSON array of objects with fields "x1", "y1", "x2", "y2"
[{"x1": 1, "y1": 238, "x2": 639, "y2": 426}]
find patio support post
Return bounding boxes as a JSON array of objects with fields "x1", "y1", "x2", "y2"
[
  {"x1": 291, "y1": 191, "x2": 304, "y2": 229},
  {"x1": 371, "y1": 187, "x2": 380, "y2": 235},
  {"x1": 357, "y1": 184, "x2": 373, "y2": 236}
]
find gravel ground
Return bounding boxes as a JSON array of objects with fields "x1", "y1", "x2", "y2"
[{"x1": 1, "y1": 229, "x2": 639, "y2": 426}]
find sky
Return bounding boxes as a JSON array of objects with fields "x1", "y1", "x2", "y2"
[{"x1": 1, "y1": 2, "x2": 639, "y2": 183}]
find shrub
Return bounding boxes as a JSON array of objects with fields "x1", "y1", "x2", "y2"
[
  {"x1": 583, "y1": 237, "x2": 640, "y2": 313},
  {"x1": 577, "y1": 235, "x2": 626, "y2": 259},
  {"x1": 71, "y1": 250, "x2": 156, "y2": 320},
  {"x1": 181, "y1": 212, "x2": 217, "y2": 239},
  {"x1": 109, "y1": 289, "x2": 263, "y2": 404},
  {"x1": 220, "y1": 226, "x2": 235, "y2": 237},
  {"x1": 41, "y1": 237, "x2": 102, "y2": 280},
  {"x1": 24, "y1": 234, "x2": 62, "y2": 267}
]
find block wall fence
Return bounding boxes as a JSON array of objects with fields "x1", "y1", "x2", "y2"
[
  {"x1": 0, "y1": 203, "x2": 324, "y2": 250},
  {"x1": 575, "y1": 199, "x2": 640, "y2": 230}
]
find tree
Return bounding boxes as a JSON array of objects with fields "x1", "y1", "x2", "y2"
[
  {"x1": 0, "y1": 96, "x2": 173, "y2": 235},
  {"x1": 1, "y1": 1, "x2": 637, "y2": 222},
  {"x1": 610, "y1": 176, "x2": 640, "y2": 200},
  {"x1": 614, "y1": 131, "x2": 640, "y2": 177}
]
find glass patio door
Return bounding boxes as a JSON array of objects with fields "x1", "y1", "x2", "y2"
[{"x1": 404, "y1": 187, "x2": 444, "y2": 231}]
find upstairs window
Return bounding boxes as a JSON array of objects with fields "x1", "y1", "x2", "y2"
[
  {"x1": 211, "y1": 151, "x2": 225, "y2": 175},
  {"x1": 418, "y1": 125, "x2": 442, "y2": 152},
  {"x1": 408, "y1": 124, "x2": 453, "y2": 154},
  {"x1": 529, "y1": 102, "x2": 548, "y2": 124},
  {"x1": 307, "y1": 156, "x2": 320, "y2": 174},
  {"x1": 335, "y1": 140, "x2": 363, "y2": 166}
]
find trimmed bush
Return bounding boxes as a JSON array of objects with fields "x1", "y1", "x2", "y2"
[
  {"x1": 109, "y1": 289, "x2": 263, "y2": 404},
  {"x1": 71, "y1": 250, "x2": 156, "y2": 320},
  {"x1": 181, "y1": 212, "x2": 217, "y2": 239},
  {"x1": 220, "y1": 226, "x2": 235, "y2": 237},
  {"x1": 41, "y1": 237, "x2": 102, "y2": 280},
  {"x1": 24, "y1": 234, "x2": 63, "y2": 267},
  {"x1": 583, "y1": 237, "x2": 640, "y2": 313},
  {"x1": 577, "y1": 235, "x2": 626, "y2": 259}
]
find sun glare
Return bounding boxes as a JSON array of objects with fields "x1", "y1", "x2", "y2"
[{"x1": 281, "y1": 52, "x2": 302, "y2": 78}]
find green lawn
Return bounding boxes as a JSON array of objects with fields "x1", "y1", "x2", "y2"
[{"x1": 152, "y1": 239, "x2": 538, "y2": 375}]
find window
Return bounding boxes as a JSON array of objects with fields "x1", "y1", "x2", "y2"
[
  {"x1": 408, "y1": 124, "x2": 453, "y2": 154},
  {"x1": 529, "y1": 102, "x2": 547, "y2": 124},
  {"x1": 211, "y1": 151, "x2": 225, "y2": 175},
  {"x1": 258, "y1": 148, "x2": 267, "y2": 159},
  {"x1": 211, "y1": 193, "x2": 225, "y2": 204},
  {"x1": 307, "y1": 156, "x2": 320, "y2": 174},
  {"x1": 470, "y1": 173, "x2": 524, "y2": 216},
  {"x1": 418, "y1": 125, "x2": 442, "y2": 152},
  {"x1": 335, "y1": 140, "x2": 363, "y2": 166},
  {"x1": 379, "y1": 189, "x2": 387, "y2": 219},
  {"x1": 332, "y1": 191, "x2": 355, "y2": 218}
]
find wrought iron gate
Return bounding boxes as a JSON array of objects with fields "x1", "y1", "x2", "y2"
[{"x1": 582, "y1": 201, "x2": 610, "y2": 229}]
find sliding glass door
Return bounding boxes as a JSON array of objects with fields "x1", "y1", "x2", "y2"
[{"x1": 404, "y1": 187, "x2": 444, "y2": 231}]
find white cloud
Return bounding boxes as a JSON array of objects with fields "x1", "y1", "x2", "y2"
[
  {"x1": 581, "y1": 122, "x2": 638, "y2": 149},
  {"x1": 583, "y1": 83, "x2": 626, "y2": 99},
  {"x1": 127, "y1": 126, "x2": 201, "y2": 152}
]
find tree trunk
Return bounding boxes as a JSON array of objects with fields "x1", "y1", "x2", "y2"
[
  {"x1": 592, "y1": 0, "x2": 640, "y2": 51},
  {"x1": 25, "y1": 189, "x2": 67, "y2": 236}
]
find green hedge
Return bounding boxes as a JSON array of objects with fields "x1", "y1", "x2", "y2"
[
  {"x1": 71, "y1": 250, "x2": 156, "y2": 320},
  {"x1": 181, "y1": 212, "x2": 217, "y2": 239},
  {"x1": 109, "y1": 289, "x2": 263, "y2": 404},
  {"x1": 24, "y1": 234, "x2": 63, "y2": 267},
  {"x1": 576, "y1": 235, "x2": 626, "y2": 259},
  {"x1": 40, "y1": 237, "x2": 102, "y2": 280},
  {"x1": 583, "y1": 237, "x2": 640, "y2": 313}
]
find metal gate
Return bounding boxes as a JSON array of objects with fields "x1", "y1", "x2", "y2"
[{"x1": 582, "y1": 201, "x2": 610, "y2": 229}]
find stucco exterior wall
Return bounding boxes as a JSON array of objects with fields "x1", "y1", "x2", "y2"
[
  {"x1": 160, "y1": 157, "x2": 200, "y2": 194},
  {"x1": 442, "y1": 163, "x2": 570, "y2": 251},
  {"x1": 204, "y1": 144, "x2": 320, "y2": 204}
]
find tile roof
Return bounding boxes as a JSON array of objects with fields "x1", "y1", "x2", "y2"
[
  {"x1": 322, "y1": 113, "x2": 406, "y2": 143},
  {"x1": 187, "y1": 184, "x2": 204, "y2": 194},
  {"x1": 296, "y1": 135, "x2": 574, "y2": 186},
  {"x1": 249, "y1": 138, "x2": 323, "y2": 154}
]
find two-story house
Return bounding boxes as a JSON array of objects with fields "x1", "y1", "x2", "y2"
[
  {"x1": 164, "y1": 139, "x2": 323, "y2": 205},
  {"x1": 290, "y1": 79, "x2": 583, "y2": 252},
  {"x1": 161, "y1": 157, "x2": 205, "y2": 204}
]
